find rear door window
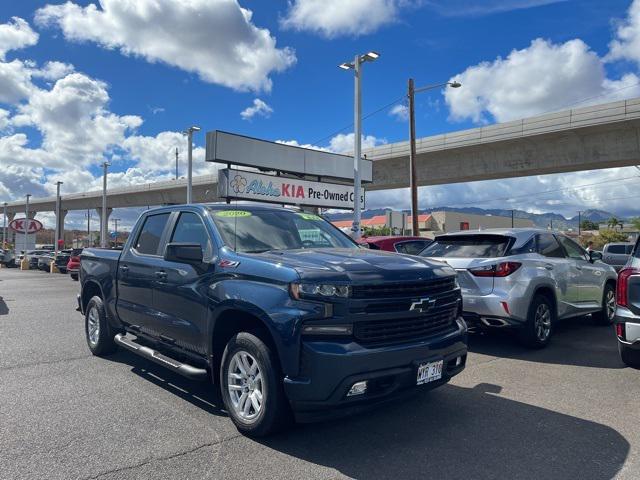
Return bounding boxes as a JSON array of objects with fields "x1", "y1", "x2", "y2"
[
  {"x1": 536, "y1": 234, "x2": 565, "y2": 258},
  {"x1": 421, "y1": 235, "x2": 511, "y2": 258},
  {"x1": 626, "y1": 245, "x2": 635, "y2": 255},
  {"x1": 134, "y1": 213, "x2": 171, "y2": 256},
  {"x1": 395, "y1": 240, "x2": 430, "y2": 255}
]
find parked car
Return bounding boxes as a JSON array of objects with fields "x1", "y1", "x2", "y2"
[
  {"x1": 55, "y1": 250, "x2": 72, "y2": 273},
  {"x1": 615, "y1": 237, "x2": 640, "y2": 368},
  {"x1": 37, "y1": 252, "x2": 55, "y2": 271},
  {"x1": 602, "y1": 242, "x2": 635, "y2": 272},
  {"x1": 79, "y1": 204, "x2": 468, "y2": 436},
  {"x1": 421, "y1": 228, "x2": 617, "y2": 348},
  {"x1": 359, "y1": 236, "x2": 432, "y2": 254},
  {"x1": 25, "y1": 250, "x2": 50, "y2": 269},
  {"x1": 0, "y1": 249, "x2": 15, "y2": 267},
  {"x1": 67, "y1": 249, "x2": 82, "y2": 280}
]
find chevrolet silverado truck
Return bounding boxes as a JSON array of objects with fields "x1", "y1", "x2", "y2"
[{"x1": 78, "y1": 204, "x2": 467, "y2": 436}]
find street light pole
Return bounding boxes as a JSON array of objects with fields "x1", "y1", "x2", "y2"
[
  {"x1": 183, "y1": 126, "x2": 201, "y2": 204},
  {"x1": 175, "y1": 147, "x2": 179, "y2": 180},
  {"x1": 339, "y1": 51, "x2": 380, "y2": 239},
  {"x1": 24, "y1": 194, "x2": 31, "y2": 253},
  {"x1": 101, "y1": 162, "x2": 110, "y2": 248},
  {"x1": 55, "y1": 181, "x2": 63, "y2": 257},
  {"x1": 578, "y1": 211, "x2": 582, "y2": 237},
  {"x1": 407, "y1": 80, "x2": 461, "y2": 236}
]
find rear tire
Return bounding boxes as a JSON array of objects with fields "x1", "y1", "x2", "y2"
[
  {"x1": 70, "y1": 273, "x2": 78, "y2": 281},
  {"x1": 519, "y1": 294, "x2": 555, "y2": 349},
  {"x1": 220, "y1": 332, "x2": 290, "y2": 437},
  {"x1": 593, "y1": 283, "x2": 616, "y2": 326},
  {"x1": 85, "y1": 296, "x2": 117, "y2": 356},
  {"x1": 620, "y1": 343, "x2": 640, "y2": 369}
]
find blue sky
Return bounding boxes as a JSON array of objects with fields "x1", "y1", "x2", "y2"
[{"x1": 1, "y1": 0, "x2": 640, "y2": 229}]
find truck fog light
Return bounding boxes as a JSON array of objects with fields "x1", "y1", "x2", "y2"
[{"x1": 347, "y1": 381, "x2": 367, "y2": 396}]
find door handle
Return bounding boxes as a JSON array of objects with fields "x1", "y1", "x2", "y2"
[
  {"x1": 120, "y1": 265, "x2": 129, "y2": 273},
  {"x1": 544, "y1": 264, "x2": 554, "y2": 270},
  {"x1": 155, "y1": 270, "x2": 168, "y2": 280}
]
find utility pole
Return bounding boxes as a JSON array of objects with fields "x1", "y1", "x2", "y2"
[
  {"x1": 113, "y1": 218, "x2": 120, "y2": 247},
  {"x1": 511, "y1": 209, "x2": 514, "y2": 228},
  {"x1": 175, "y1": 147, "x2": 179, "y2": 180},
  {"x1": 408, "y1": 78, "x2": 419, "y2": 236},
  {"x1": 86, "y1": 209, "x2": 91, "y2": 246},
  {"x1": 24, "y1": 194, "x2": 31, "y2": 254},
  {"x1": 2, "y1": 202, "x2": 7, "y2": 248},
  {"x1": 578, "y1": 211, "x2": 581, "y2": 237}
]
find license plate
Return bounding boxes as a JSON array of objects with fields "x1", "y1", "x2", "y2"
[{"x1": 416, "y1": 360, "x2": 443, "y2": 385}]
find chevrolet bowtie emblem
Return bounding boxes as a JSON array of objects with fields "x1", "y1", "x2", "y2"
[{"x1": 410, "y1": 297, "x2": 437, "y2": 313}]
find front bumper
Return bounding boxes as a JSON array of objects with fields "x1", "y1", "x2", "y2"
[{"x1": 283, "y1": 319, "x2": 467, "y2": 422}]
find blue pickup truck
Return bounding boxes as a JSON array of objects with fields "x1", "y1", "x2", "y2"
[{"x1": 78, "y1": 204, "x2": 468, "y2": 436}]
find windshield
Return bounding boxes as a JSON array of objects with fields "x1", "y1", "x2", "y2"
[
  {"x1": 209, "y1": 209, "x2": 357, "y2": 253},
  {"x1": 421, "y1": 235, "x2": 512, "y2": 258}
]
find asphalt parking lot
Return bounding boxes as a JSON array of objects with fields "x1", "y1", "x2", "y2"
[{"x1": 1, "y1": 268, "x2": 639, "y2": 480}]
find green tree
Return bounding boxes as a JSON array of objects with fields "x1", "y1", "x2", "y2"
[
  {"x1": 580, "y1": 219, "x2": 598, "y2": 231},
  {"x1": 607, "y1": 216, "x2": 622, "y2": 230},
  {"x1": 592, "y1": 229, "x2": 630, "y2": 249},
  {"x1": 630, "y1": 217, "x2": 640, "y2": 232}
]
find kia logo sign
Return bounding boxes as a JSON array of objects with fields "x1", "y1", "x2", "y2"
[{"x1": 9, "y1": 218, "x2": 43, "y2": 234}]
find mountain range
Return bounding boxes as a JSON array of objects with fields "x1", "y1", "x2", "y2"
[{"x1": 324, "y1": 207, "x2": 620, "y2": 230}]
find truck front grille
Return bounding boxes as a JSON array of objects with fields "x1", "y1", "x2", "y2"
[{"x1": 351, "y1": 277, "x2": 456, "y2": 299}]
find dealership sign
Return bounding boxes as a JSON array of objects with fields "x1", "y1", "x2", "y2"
[
  {"x1": 218, "y1": 169, "x2": 365, "y2": 209},
  {"x1": 9, "y1": 218, "x2": 43, "y2": 234}
]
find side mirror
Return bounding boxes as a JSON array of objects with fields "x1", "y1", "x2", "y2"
[
  {"x1": 358, "y1": 242, "x2": 370, "y2": 249},
  {"x1": 164, "y1": 243, "x2": 203, "y2": 265},
  {"x1": 589, "y1": 251, "x2": 603, "y2": 263}
]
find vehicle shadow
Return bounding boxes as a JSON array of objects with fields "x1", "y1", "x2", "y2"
[
  {"x1": 0, "y1": 296, "x2": 8, "y2": 315},
  {"x1": 259, "y1": 383, "x2": 629, "y2": 480},
  {"x1": 467, "y1": 316, "x2": 625, "y2": 369},
  {"x1": 103, "y1": 348, "x2": 227, "y2": 418}
]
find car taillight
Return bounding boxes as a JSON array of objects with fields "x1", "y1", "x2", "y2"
[
  {"x1": 70, "y1": 256, "x2": 79, "y2": 262},
  {"x1": 616, "y1": 267, "x2": 640, "y2": 307},
  {"x1": 469, "y1": 262, "x2": 522, "y2": 277}
]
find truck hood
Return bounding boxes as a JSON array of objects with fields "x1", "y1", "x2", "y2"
[{"x1": 254, "y1": 248, "x2": 455, "y2": 283}]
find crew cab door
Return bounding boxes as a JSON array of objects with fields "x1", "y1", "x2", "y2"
[
  {"x1": 117, "y1": 212, "x2": 172, "y2": 335},
  {"x1": 152, "y1": 210, "x2": 215, "y2": 354}
]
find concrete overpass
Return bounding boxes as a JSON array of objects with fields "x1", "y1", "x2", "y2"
[{"x1": 5, "y1": 97, "x2": 640, "y2": 234}]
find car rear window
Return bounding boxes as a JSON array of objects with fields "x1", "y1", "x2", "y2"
[
  {"x1": 608, "y1": 244, "x2": 627, "y2": 254},
  {"x1": 420, "y1": 235, "x2": 511, "y2": 258}
]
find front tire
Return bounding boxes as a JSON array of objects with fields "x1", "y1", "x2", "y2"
[
  {"x1": 519, "y1": 294, "x2": 555, "y2": 348},
  {"x1": 220, "y1": 332, "x2": 290, "y2": 437},
  {"x1": 593, "y1": 283, "x2": 616, "y2": 325},
  {"x1": 85, "y1": 296, "x2": 117, "y2": 356},
  {"x1": 620, "y1": 343, "x2": 640, "y2": 369}
]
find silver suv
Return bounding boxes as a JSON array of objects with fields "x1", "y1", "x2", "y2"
[
  {"x1": 602, "y1": 242, "x2": 635, "y2": 272},
  {"x1": 421, "y1": 229, "x2": 618, "y2": 348},
  {"x1": 615, "y1": 238, "x2": 640, "y2": 368}
]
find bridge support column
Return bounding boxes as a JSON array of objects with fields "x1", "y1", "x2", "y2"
[
  {"x1": 56, "y1": 210, "x2": 68, "y2": 249},
  {"x1": 96, "y1": 208, "x2": 112, "y2": 247}
]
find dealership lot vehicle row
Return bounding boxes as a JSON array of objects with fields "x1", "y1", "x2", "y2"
[{"x1": 1, "y1": 268, "x2": 640, "y2": 479}]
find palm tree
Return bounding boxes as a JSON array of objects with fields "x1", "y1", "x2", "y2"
[{"x1": 607, "y1": 216, "x2": 620, "y2": 230}]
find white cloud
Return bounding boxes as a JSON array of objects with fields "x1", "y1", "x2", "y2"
[
  {"x1": 0, "y1": 58, "x2": 36, "y2": 104},
  {"x1": 240, "y1": 98, "x2": 273, "y2": 120},
  {"x1": 607, "y1": 0, "x2": 640, "y2": 66},
  {"x1": 281, "y1": 0, "x2": 406, "y2": 38},
  {"x1": 35, "y1": 0, "x2": 296, "y2": 92},
  {"x1": 389, "y1": 104, "x2": 408, "y2": 121},
  {"x1": 0, "y1": 17, "x2": 38, "y2": 60},
  {"x1": 277, "y1": 133, "x2": 387, "y2": 154},
  {"x1": 444, "y1": 38, "x2": 640, "y2": 123},
  {"x1": 34, "y1": 61, "x2": 75, "y2": 81},
  {"x1": 426, "y1": 0, "x2": 567, "y2": 17}
]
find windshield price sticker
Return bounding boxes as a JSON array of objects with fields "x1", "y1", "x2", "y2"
[
  {"x1": 298, "y1": 213, "x2": 323, "y2": 221},
  {"x1": 215, "y1": 210, "x2": 252, "y2": 218}
]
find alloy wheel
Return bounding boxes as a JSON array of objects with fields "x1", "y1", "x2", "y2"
[
  {"x1": 606, "y1": 289, "x2": 616, "y2": 321},
  {"x1": 535, "y1": 303, "x2": 551, "y2": 342},
  {"x1": 87, "y1": 306, "x2": 100, "y2": 346},
  {"x1": 227, "y1": 351, "x2": 264, "y2": 422}
]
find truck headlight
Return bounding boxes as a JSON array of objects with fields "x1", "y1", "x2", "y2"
[{"x1": 290, "y1": 283, "x2": 351, "y2": 300}]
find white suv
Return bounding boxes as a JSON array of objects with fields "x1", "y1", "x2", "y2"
[{"x1": 421, "y1": 228, "x2": 618, "y2": 348}]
